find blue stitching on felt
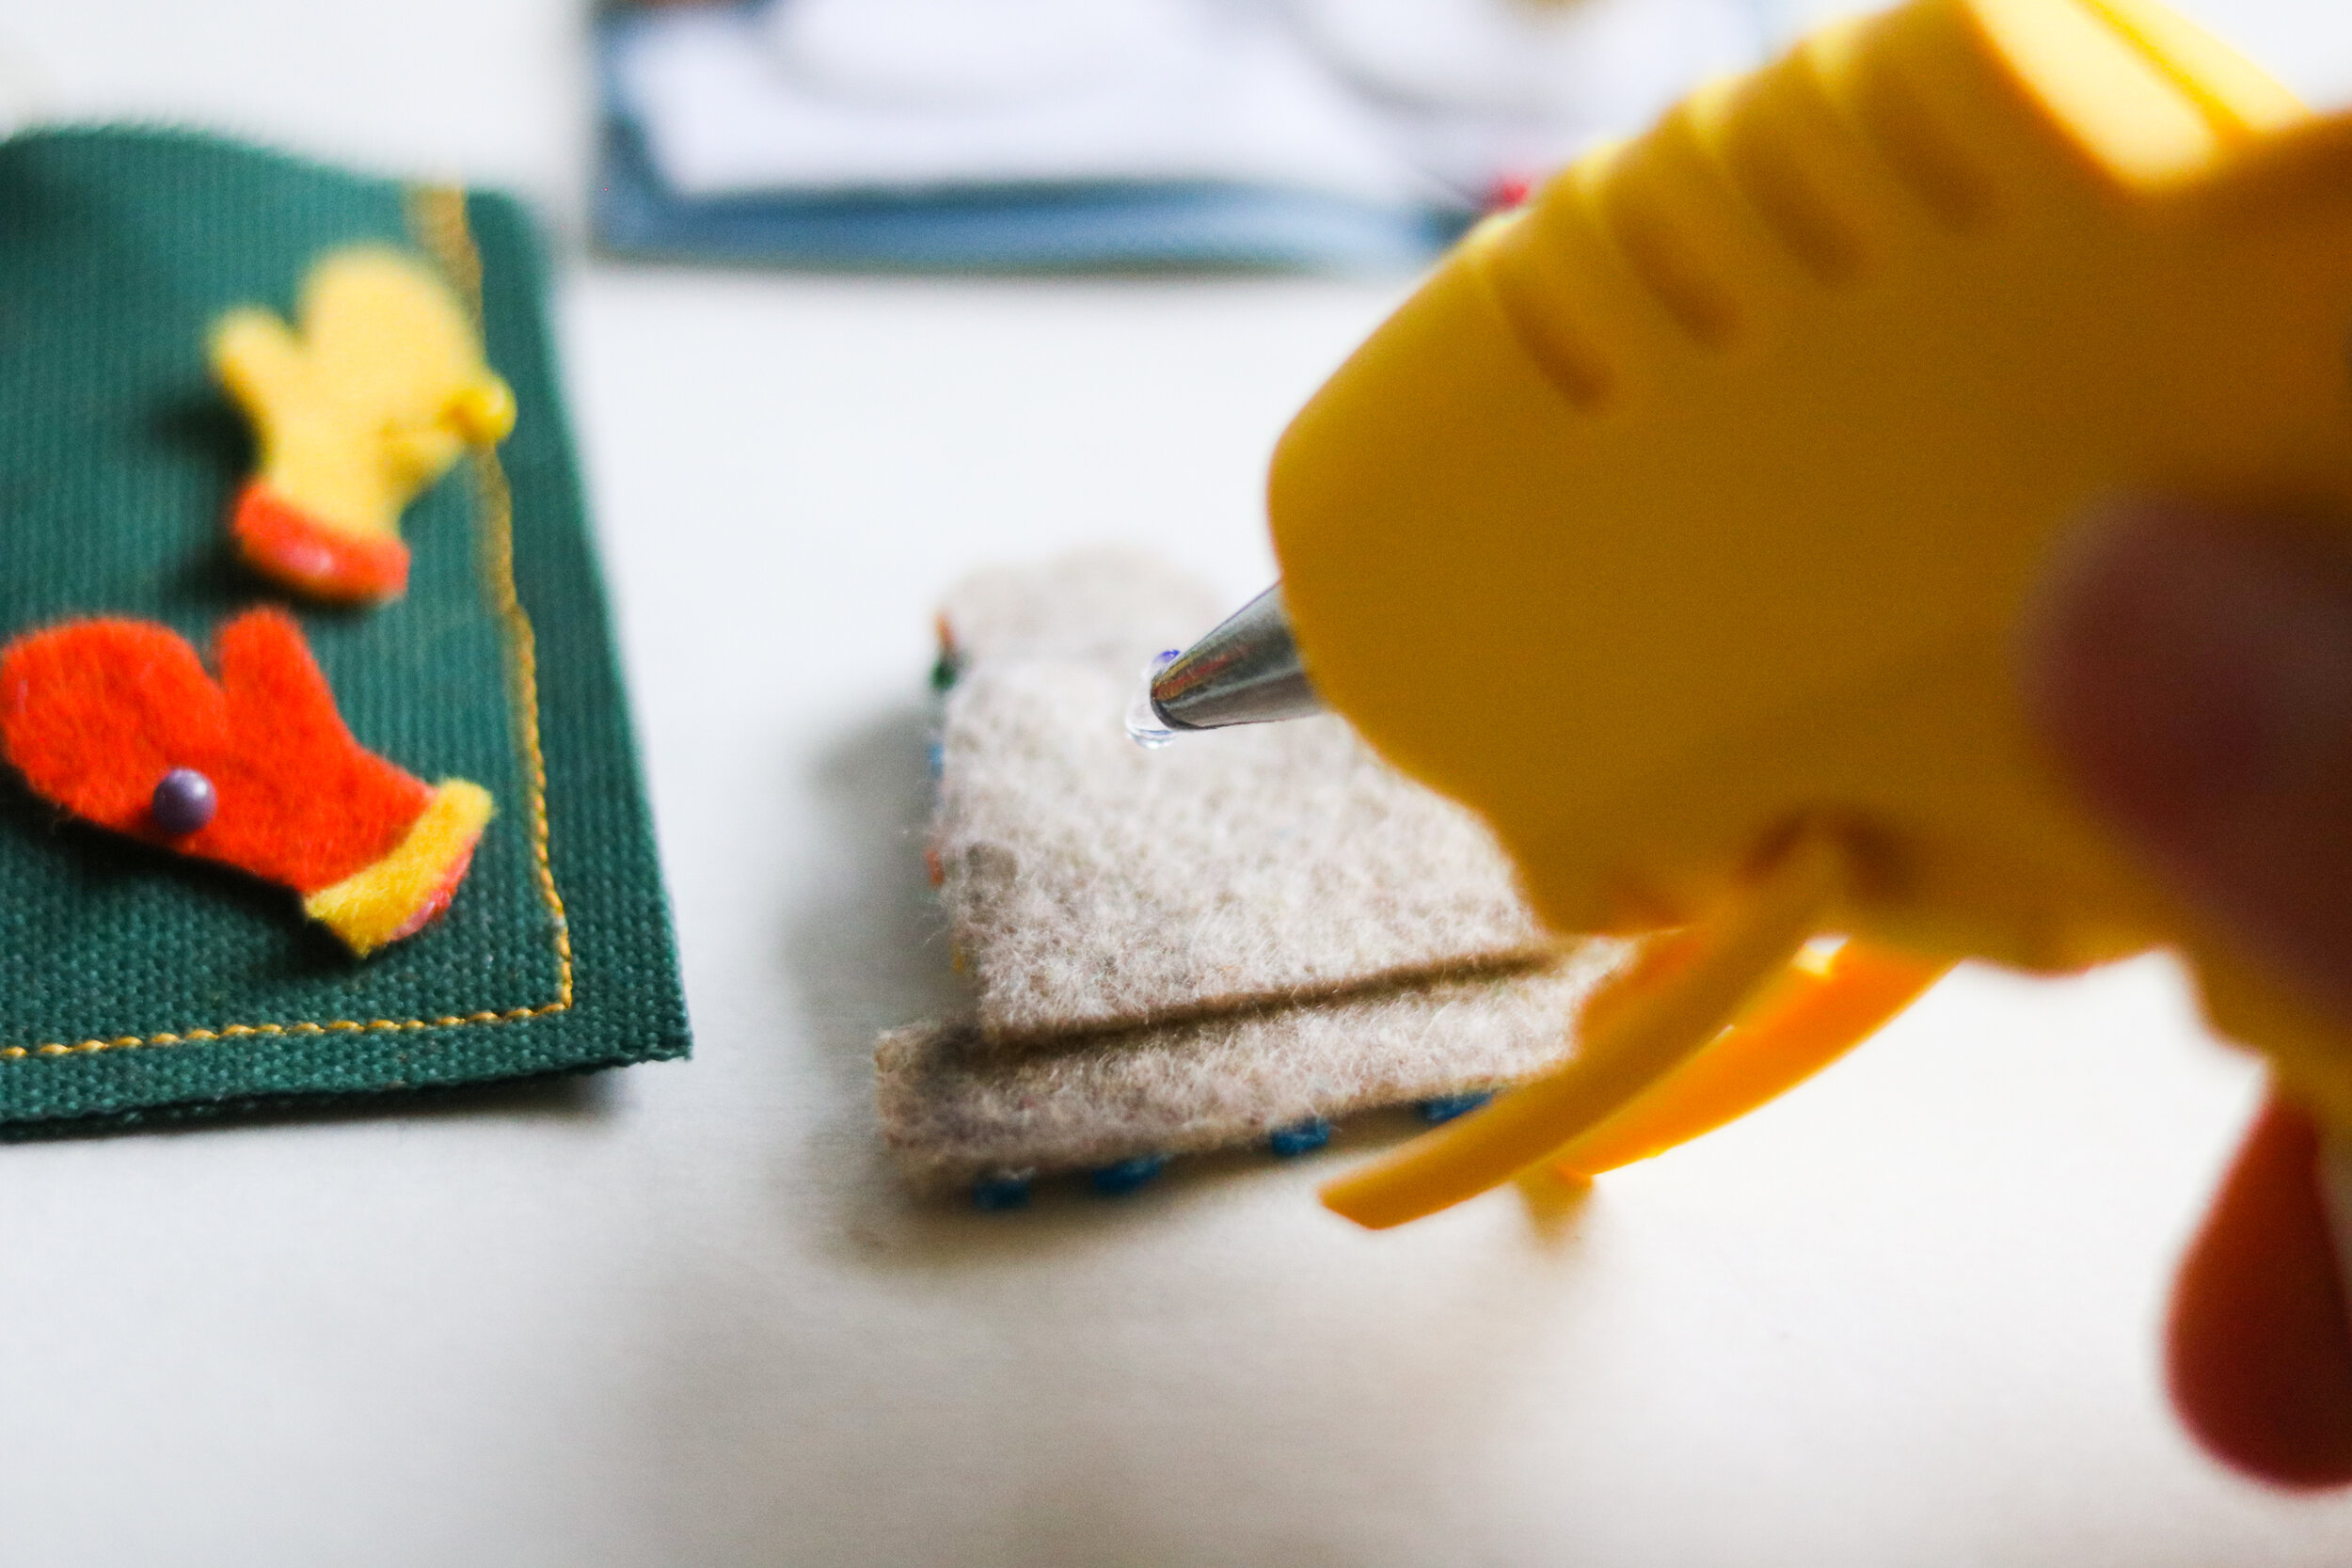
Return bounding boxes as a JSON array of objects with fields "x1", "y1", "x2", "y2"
[
  {"x1": 972, "y1": 1172, "x2": 1033, "y2": 1211},
  {"x1": 1090, "y1": 1154, "x2": 1167, "y2": 1196},
  {"x1": 1267, "y1": 1117, "x2": 1331, "y2": 1157},
  {"x1": 1416, "y1": 1091, "x2": 1494, "y2": 1125}
]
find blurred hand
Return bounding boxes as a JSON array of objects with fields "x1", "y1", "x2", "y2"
[{"x1": 2022, "y1": 499, "x2": 2352, "y2": 1487}]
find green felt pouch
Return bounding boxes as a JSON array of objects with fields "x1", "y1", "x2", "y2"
[{"x1": 0, "y1": 126, "x2": 690, "y2": 1131}]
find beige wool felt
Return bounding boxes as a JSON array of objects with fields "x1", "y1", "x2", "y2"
[
  {"x1": 877, "y1": 953, "x2": 1624, "y2": 1191},
  {"x1": 934, "y1": 551, "x2": 1556, "y2": 1044},
  {"x1": 875, "y1": 552, "x2": 1631, "y2": 1187}
]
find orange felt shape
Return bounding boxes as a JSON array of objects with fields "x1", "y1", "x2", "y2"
[
  {"x1": 230, "y1": 482, "x2": 411, "y2": 602},
  {"x1": 0, "y1": 609, "x2": 430, "y2": 894}
]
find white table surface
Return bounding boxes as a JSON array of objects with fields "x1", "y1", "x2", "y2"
[{"x1": 3, "y1": 2, "x2": 2352, "y2": 1563}]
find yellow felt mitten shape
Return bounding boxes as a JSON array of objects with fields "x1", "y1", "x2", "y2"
[{"x1": 211, "y1": 245, "x2": 516, "y2": 604}]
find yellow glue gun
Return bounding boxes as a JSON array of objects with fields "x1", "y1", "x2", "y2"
[{"x1": 1170, "y1": 0, "x2": 2352, "y2": 1227}]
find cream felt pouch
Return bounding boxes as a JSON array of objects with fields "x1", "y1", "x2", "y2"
[{"x1": 875, "y1": 552, "x2": 1629, "y2": 1195}]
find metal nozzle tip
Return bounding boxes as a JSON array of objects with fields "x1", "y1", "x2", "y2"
[{"x1": 1148, "y1": 582, "x2": 1326, "y2": 733}]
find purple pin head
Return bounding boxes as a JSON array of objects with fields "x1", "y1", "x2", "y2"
[{"x1": 151, "y1": 768, "x2": 217, "y2": 836}]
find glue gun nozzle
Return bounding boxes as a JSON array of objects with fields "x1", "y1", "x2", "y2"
[{"x1": 1149, "y1": 582, "x2": 1326, "y2": 733}]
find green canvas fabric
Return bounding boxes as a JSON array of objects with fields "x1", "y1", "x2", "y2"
[{"x1": 0, "y1": 126, "x2": 690, "y2": 1132}]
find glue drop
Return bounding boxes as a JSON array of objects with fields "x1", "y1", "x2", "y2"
[{"x1": 1124, "y1": 650, "x2": 1182, "y2": 750}]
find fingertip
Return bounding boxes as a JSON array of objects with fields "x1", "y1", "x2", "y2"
[
  {"x1": 2020, "y1": 499, "x2": 2352, "y2": 1028},
  {"x1": 2018, "y1": 499, "x2": 2300, "y2": 832},
  {"x1": 2168, "y1": 1097, "x2": 2352, "y2": 1489}
]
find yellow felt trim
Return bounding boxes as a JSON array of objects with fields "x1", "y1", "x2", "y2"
[
  {"x1": 1320, "y1": 829, "x2": 1843, "y2": 1229},
  {"x1": 304, "y1": 780, "x2": 495, "y2": 958}
]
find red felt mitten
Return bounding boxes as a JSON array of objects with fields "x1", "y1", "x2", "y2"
[{"x1": 0, "y1": 609, "x2": 493, "y2": 955}]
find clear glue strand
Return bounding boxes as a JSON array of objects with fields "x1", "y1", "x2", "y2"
[{"x1": 1124, "y1": 650, "x2": 1181, "y2": 751}]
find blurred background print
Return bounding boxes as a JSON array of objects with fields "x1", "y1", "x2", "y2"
[{"x1": 596, "y1": 0, "x2": 1769, "y2": 272}]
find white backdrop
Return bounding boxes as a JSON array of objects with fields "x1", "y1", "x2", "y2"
[{"x1": 0, "y1": 2, "x2": 2350, "y2": 1563}]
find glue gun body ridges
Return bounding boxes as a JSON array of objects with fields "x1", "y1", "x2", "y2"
[{"x1": 1268, "y1": 0, "x2": 2352, "y2": 1129}]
